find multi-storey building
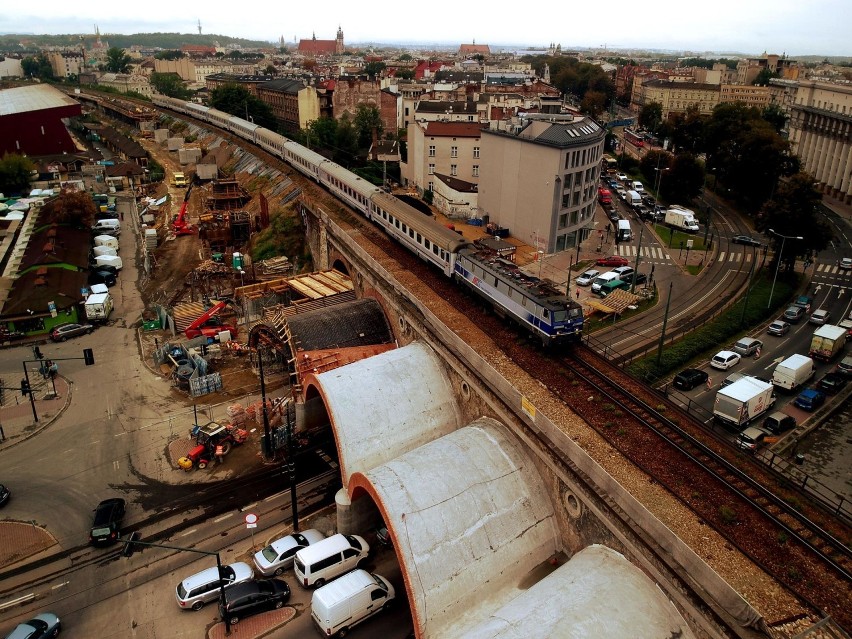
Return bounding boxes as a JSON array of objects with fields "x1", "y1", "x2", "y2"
[
  {"x1": 636, "y1": 79, "x2": 719, "y2": 117},
  {"x1": 479, "y1": 114, "x2": 606, "y2": 254},
  {"x1": 256, "y1": 78, "x2": 320, "y2": 131},
  {"x1": 401, "y1": 120, "x2": 482, "y2": 199},
  {"x1": 787, "y1": 80, "x2": 852, "y2": 202},
  {"x1": 735, "y1": 54, "x2": 799, "y2": 85},
  {"x1": 47, "y1": 51, "x2": 83, "y2": 79},
  {"x1": 718, "y1": 84, "x2": 771, "y2": 110}
]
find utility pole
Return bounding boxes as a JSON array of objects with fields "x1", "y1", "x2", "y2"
[
  {"x1": 656, "y1": 282, "x2": 674, "y2": 367},
  {"x1": 631, "y1": 224, "x2": 644, "y2": 294}
]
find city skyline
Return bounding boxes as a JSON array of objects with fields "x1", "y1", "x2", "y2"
[{"x1": 2, "y1": 0, "x2": 851, "y2": 58}]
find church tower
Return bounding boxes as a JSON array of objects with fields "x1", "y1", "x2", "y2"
[{"x1": 336, "y1": 25, "x2": 344, "y2": 54}]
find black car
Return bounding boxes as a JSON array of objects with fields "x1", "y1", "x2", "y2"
[
  {"x1": 732, "y1": 235, "x2": 762, "y2": 247},
  {"x1": 88, "y1": 263, "x2": 119, "y2": 277},
  {"x1": 0, "y1": 483, "x2": 9, "y2": 507},
  {"x1": 620, "y1": 272, "x2": 648, "y2": 286},
  {"x1": 88, "y1": 269, "x2": 117, "y2": 287},
  {"x1": 89, "y1": 498, "x2": 126, "y2": 545},
  {"x1": 817, "y1": 372, "x2": 848, "y2": 394},
  {"x1": 219, "y1": 579, "x2": 291, "y2": 625},
  {"x1": 673, "y1": 368, "x2": 709, "y2": 391}
]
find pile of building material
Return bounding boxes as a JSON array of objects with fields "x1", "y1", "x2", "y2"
[
  {"x1": 144, "y1": 228, "x2": 158, "y2": 249},
  {"x1": 259, "y1": 256, "x2": 292, "y2": 275}
]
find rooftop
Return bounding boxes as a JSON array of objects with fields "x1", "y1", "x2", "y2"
[{"x1": 0, "y1": 84, "x2": 78, "y2": 117}]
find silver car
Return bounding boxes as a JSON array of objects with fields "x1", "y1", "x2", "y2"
[
  {"x1": 575, "y1": 270, "x2": 600, "y2": 287},
  {"x1": 5, "y1": 613, "x2": 61, "y2": 639},
  {"x1": 176, "y1": 561, "x2": 254, "y2": 611},
  {"x1": 253, "y1": 529, "x2": 326, "y2": 577}
]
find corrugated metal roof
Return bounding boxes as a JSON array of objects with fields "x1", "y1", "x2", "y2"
[
  {"x1": 0, "y1": 85, "x2": 79, "y2": 117},
  {"x1": 286, "y1": 298, "x2": 393, "y2": 351}
]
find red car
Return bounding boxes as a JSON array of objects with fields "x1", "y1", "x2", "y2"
[{"x1": 595, "y1": 255, "x2": 629, "y2": 267}]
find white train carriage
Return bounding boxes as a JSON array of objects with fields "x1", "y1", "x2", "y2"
[
  {"x1": 319, "y1": 162, "x2": 381, "y2": 216},
  {"x1": 281, "y1": 141, "x2": 327, "y2": 181},
  {"x1": 256, "y1": 127, "x2": 288, "y2": 157},
  {"x1": 184, "y1": 102, "x2": 210, "y2": 118},
  {"x1": 368, "y1": 192, "x2": 469, "y2": 277},
  {"x1": 205, "y1": 107, "x2": 233, "y2": 131},
  {"x1": 228, "y1": 115, "x2": 260, "y2": 143}
]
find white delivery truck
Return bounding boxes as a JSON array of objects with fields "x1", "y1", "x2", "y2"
[
  {"x1": 94, "y1": 254, "x2": 123, "y2": 271},
  {"x1": 627, "y1": 190, "x2": 642, "y2": 208},
  {"x1": 808, "y1": 324, "x2": 847, "y2": 361},
  {"x1": 664, "y1": 205, "x2": 700, "y2": 233},
  {"x1": 310, "y1": 569, "x2": 395, "y2": 637},
  {"x1": 771, "y1": 354, "x2": 815, "y2": 391},
  {"x1": 84, "y1": 291, "x2": 114, "y2": 322},
  {"x1": 94, "y1": 234, "x2": 119, "y2": 252},
  {"x1": 616, "y1": 219, "x2": 632, "y2": 242},
  {"x1": 92, "y1": 245, "x2": 117, "y2": 257},
  {"x1": 713, "y1": 377, "x2": 776, "y2": 428}
]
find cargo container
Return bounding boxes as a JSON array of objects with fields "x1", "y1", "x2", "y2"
[
  {"x1": 713, "y1": 377, "x2": 776, "y2": 428},
  {"x1": 808, "y1": 324, "x2": 847, "y2": 361}
]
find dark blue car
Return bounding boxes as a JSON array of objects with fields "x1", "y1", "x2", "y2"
[{"x1": 793, "y1": 388, "x2": 826, "y2": 411}]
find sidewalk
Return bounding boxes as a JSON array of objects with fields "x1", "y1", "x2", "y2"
[{"x1": 0, "y1": 374, "x2": 71, "y2": 451}]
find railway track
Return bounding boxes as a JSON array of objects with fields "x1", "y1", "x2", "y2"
[{"x1": 96, "y1": 93, "x2": 851, "y2": 629}]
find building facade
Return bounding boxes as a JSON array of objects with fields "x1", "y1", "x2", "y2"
[
  {"x1": 479, "y1": 114, "x2": 605, "y2": 254},
  {"x1": 787, "y1": 80, "x2": 852, "y2": 202},
  {"x1": 401, "y1": 120, "x2": 482, "y2": 197}
]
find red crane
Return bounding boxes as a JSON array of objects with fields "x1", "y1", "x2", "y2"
[
  {"x1": 173, "y1": 178, "x2": 196, "y2": 235},
  {"x1": 184, "y1": 301, "x2": 238, "y2": 340}
]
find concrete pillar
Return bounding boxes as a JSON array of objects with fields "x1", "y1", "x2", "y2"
[
  {"x1": 335, "y1": 488, "x2": 353, "y2": 534},
  {"x1": 816, "y1": 132, "x2": 836, "y2": 186},
  {"x1": 334, "y1": 488, "x2": 376, "y2": 535}
]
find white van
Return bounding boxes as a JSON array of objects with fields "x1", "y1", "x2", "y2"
[
  {"x1": 94, "y1": 234, "x2": 119, "y2": 251},
  {"x1": 92, "y1": 219, "x2": 120, "y2": 236},
  {"x1": 93, "y1": 245, "x2": 118, "y2": 257},
  {"x1": 294, "y1": 533, "x2": 369, "y2": 588},
  {"x1": 591, "y1": 271, "x2": 620, "y2": 294},
  {"x1": 627, "y1": 190, "x2": 642, "y2": 208},
  {"x1": 95, "y1": 254, "x2": 123, "y2": 271},
  {"x1": 311, "y1": 569, "x2": 395, "y2": 636},
  {"x1": 617, "y1": 219, "x2": 632, "y2": 242},
  {"x1": 631, "y1": 181, "x2": 644, "y2": 193}
]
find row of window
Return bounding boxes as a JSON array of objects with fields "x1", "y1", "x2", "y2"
[
  {"x1": 371, "y1": 205, "x2": 449, "y2": 263},
  {"x1": 564, "y1": 145, "x2": 601, "y2": 170},
  {"x1": 429, "y1": 145, "x2": 480, "y2": 158},
  {"x1": 428, "y1": 164, "x2": 479, "y2": 177}
]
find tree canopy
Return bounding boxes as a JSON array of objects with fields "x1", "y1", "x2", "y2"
[
  {"x1": 105, "y1": 47, "x2": 132, "y2": 73},
  {"x1": 353, "y1": 104, "x2": 383, "y2": 148},
  {"x1": 41, "y1": 189, "x2": 98, "y2": 227},
  {"x1": 364, "y1": 61, "x2": 386, "y2": 79},
  {"x1": 0, "y1": 153, "x2": 35, "y2": 195},
  {"x1": 210, "y1": 83, "x2": 276, "y2": 130},
  {"x1": 21, "y1": 53, "x2": 53, "y2": 80},
  {"x1": 150, "y1": 72, "x2": 190, "y2": 99},
  {"x1": 154, "y1": 50, "x2": 184, "y2": 60}
]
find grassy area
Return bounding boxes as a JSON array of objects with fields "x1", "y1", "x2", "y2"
[
  {"x1": 626, "y1": 273, "x2": 798, "y2": 382},
  {"x1": 585, "y1": 288, "x2": 658, "y2": 333},
  {"x1": 653, "y1": 225, "x2": 709, "y2": 251}
]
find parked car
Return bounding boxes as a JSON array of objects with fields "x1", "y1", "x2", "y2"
[
  {"x1": 176, "y1": 562, "x2": 255, "y2": 610},
  {"x1": 837, "y1": 356, "x2": 852, "y2": 377},
  {"x1": 793, "y1": 295, "x2": 813, "y2": 311},
  {"x1": 672, "y1": 368, "x2": 708, "y2": 391},
  {"x1": 840, "y1": 257, "x2": 852, "y2": 269},
  {"x1": 575, "y1": 270, "x2": 600, "y2": 287},
  {"x1": 793, "y1": 388, "x2": 826, "y2": 411},
  {"x1": 0, "y1": 483, "x2": 9, "y2": 507},
  {"x1": 89, "y1": 498, "x2": 125, "y2": 545},
  {"x1": 219, "y1": 578, "x2": 291, "y2": 625},
  {"x1": 767, "y1": 320, "x2": 790, "y2": 336},
  {"x1": 809, "y1": 309, "x2": 830, "y2": 325},
  {"x1": 595, "y1": 255, "x2": 629, "y2": 267},
  {"x1": 817, "y1": 372, "x2": 847, "y2": 394},
  {"x1": 620, "y1": 272, "x2": 648, "y2": 286},
  {"x1": 720, "y1": 372, "x2": 746, "y2": 388},
  {"x1": 783, "y1": 306, "x2": 805, "y2": 323},
  {"x1": 732, "y1": 337, "x2": 763, "y2": 357},
  {"x1": 711, "y1": 350, "x2": 741, "y2": 370},
  {"x1": 50, "y1": 323, "x2": 94, "y2": 342},
  {"x1": 763, "y1": 411, "x2": 796, "y2": 435},
  {"x1": 641, "y1": 194, "x2": 656, "y2": 207},
  {"x1": 88, "y1": 270, "x2": 117, "y2": 288},
  {"x1": 616, "y1": 172, "x2": 628, "y2": 182},
  {"x1": 4, "y1": 613, "x2": 61, "y2": 639},
  {"x1": 731, "y1": 235, "x2": 762, "y2": 247},
  {"x1": 253, "y1": 529, "x2": 327, "y2": 577},
  {"x1": 736, "y1": 426, "x2": 769, "y2": 453}
]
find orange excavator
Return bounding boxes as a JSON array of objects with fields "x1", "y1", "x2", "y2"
[{"x1": 173, "y1": 176, "x2": 196, "y2": 235}]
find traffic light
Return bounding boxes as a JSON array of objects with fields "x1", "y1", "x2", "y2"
[
  {"x1": 20, "y1": 379, "x2": 30, "y2": 396},
  {"x1": 121, "y1": 531, "x2": 140, "y2": 558},
  {"x1": 83, "y1": 348, "x2": 95, "y2": 366}
]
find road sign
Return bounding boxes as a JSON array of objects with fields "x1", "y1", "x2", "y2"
[{"x1": 245, "y1": 513, "x2": 258, "y2": 529}]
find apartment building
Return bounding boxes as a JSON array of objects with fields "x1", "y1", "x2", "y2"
[
  {"x1": 637, "y1": 79, "x2": 719, "y2": 118},
  {"x1": 479, "y1": 114, "x2": 606, "y2": 254},
  {"x1": 719, "y1": 84, "x2": 771, "y2": 109},
  {"x1": 47, "y1": 51, "x2": 83, "y2": 78},
  {"x1": 256, "y1": 78, "x2": 320, "y2": 131},
  {"x1": 401, "y1": 120, "x2": 482, "y2": 200},
  {"x1": 735, "y1": 54, "x2": 800, "y2": 85},
  {"x1": 787, "y1": 80, "x2": 852, "y2": 202}
]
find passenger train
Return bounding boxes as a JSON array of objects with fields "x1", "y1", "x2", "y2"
[{"x1": 151, "y1": 94, "x2": 584, "y2": 345}]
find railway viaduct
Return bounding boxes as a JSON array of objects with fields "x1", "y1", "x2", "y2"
[{"x1": 289, "y1": 197, "x2": 768, "y2": 639}]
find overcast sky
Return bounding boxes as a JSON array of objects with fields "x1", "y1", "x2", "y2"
[{"x1": 2, "y1": 0, "x2": 849, "y2": 57}]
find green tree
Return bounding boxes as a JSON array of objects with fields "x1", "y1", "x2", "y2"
[
  {"x1": 752, "y1": 67, "x2": 779, "y2": 85},
  {"x1": 21, "y1": 53, "x2": 53, "y2": 80},
  {"x1": 210, "y1": 83, "x2": 276, "y2": 130},
  {"x1": 150, "y1": 72, "x2": 189, "y2": 99},
  {"x1": 365, "y1": 61, "x2": 386, "y2": 79},
  {"x1": 0, "y1": 153, "x2": 35, "y2": 195},
  {"x1": 639, "y1": 150, "x2": 674, "y2": 194},
  {"x1": 638, "y1": 101, "x2": 663, "y2": 132},
  {"x1": 154, "y1": 50, "x2": 184, "y2": 60},
  {"x1": 762, "y1": 104, "x2": 787, "y2": 134},
  {"x1": 756, "y1": 173, "x2": 832, "y2": 269},
  {"x1": 661, "y1": 153, "x2": 705, "y2": 203},
  {"x1": 306, "y1": 117, "x2": 338, "y2": 150},
  {"x1": 580, "y1": 90, "x2": 607, "y2": 118},
  {"x1": 353, "y1": 104, "x2": 383, "y2": 149},
  {"x1": 105, "y1": 47, "x2": 132, "y2": 73},
  {"x1": 263, "y1": 64, "x2": 277, "y2": 75},
  {"x1": 398, "y1": 53, "x2": 412, "y2": 61},
  {"x1": 395, "y1": 68, "x2": 414, "y2": 80},
  {"x1": 334, "y1": 114, "x2": 359, "y2": 165},
  {"x1": 41, "y1": 189, "x2": 97, "y2": 226}
]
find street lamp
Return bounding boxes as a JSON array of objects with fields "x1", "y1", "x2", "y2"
[
  {"x1": 767, "y1": 229, "x2": 803, "y2": 309},
  {"x1": 654, "y1": 166, "x2": 669, "y2": 198}
]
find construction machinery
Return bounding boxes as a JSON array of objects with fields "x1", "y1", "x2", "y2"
[
  {"x1": 173, "y1": 177, "x2": 196, "y2": 235},
  {"x1": 184, "y1": 301, "x2": 238, "y2": 340}
]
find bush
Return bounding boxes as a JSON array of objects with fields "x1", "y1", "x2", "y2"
[{"x1": 719, "y1": 505, "x2": 737, "y2": 524}]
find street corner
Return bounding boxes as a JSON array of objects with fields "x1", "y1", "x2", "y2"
[
  {"x1": 0, "y1": 520, "x2": 58, "y2": 569},
  {"x1": 207, "y1": 607, "x2": 296, "y2": 639}
]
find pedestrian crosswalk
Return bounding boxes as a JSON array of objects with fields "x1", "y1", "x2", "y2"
[
  {"x1": 616, "y1": 246, "x2": 670, "y2": 260},
  {"x1": 815, "y1": 264, "x2": 851, "y2": 275},
  {"x1": 716, "y1": 252, "x2": 755, "y2": 263}
]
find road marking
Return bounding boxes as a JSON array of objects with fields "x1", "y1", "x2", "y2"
[
  {"x1": 113, "y1": 460, "x2": 120, "y2": 471},
  {"x1": 52, "y1": 581, "x2": 69, "y2": 590},
  {"x1": 718, "y1": 252, "x2": 726, "y2": 261},
  {"x1": 240, "y1": 502, "x2": 258, "y2": 512},
  {"x1": 0, "y1": 594, "x2": 35, "y2": 611},
  {"x1": 214, "y1": 514, "x2": 233, "y2": 523},
  {"x1": 114, "y1": 432, "x2": 126, "y2": 437},
  {"x1": 180, "y1": 528, "x2": 197, "y2": 537},
  {"x1": 264, "y1": 491, "x2": 288, "y2": 502}
]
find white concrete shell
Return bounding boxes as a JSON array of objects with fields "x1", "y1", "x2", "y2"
[
  {"x1": 315, "y1": 341, "x2": 463, "y2": 485},
  {"x1": 355, "y1": 417, "x2": 559, "y2": 638},
  {"x1": 468, "y1": 544, "x2": 696, "y2": 639}
]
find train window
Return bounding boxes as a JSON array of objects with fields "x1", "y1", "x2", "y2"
[
  {"x1": 417, "y1": 233, "x2": 422, "y2": 243},
  {"x1": 543, "y1": 309, "x2": 550, "y2": 319},
  {"x1": 425, "y1": 239, "x2": 430, "y2": 249},
  {"x1": 433, "y1": 245, "x2": 439, "y2": 256},
  {"x1": 409, "y1": 229, "x2": 414, "y2": 238}
]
